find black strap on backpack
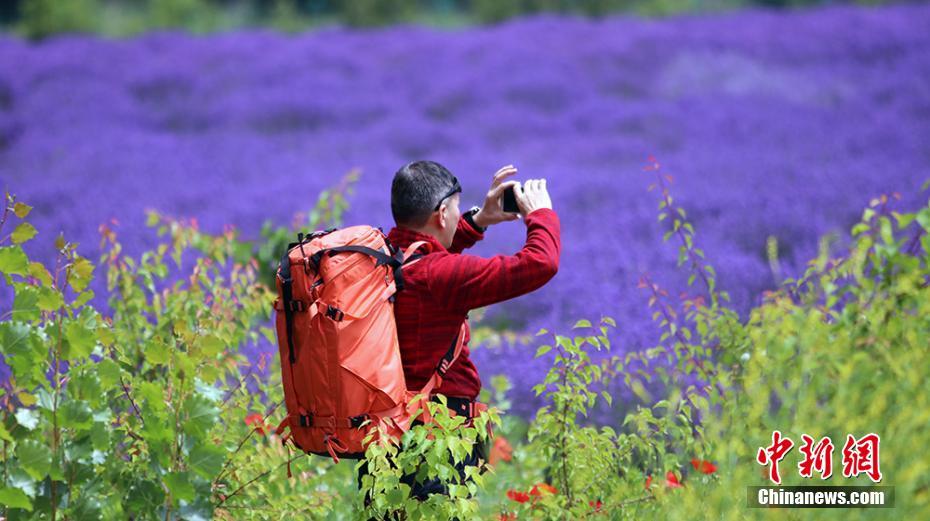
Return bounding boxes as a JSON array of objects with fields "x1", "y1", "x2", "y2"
[
  {"x1": 279, "y1": 248, "x2": 298, "y2": 364},
  {"x1": 435, "y1": 326, "x2": 460, "y2": 378},
  {"x1": 309, "y1": 245, "x2": 413, "y2": 291},
  {"x1": 278, "y1": 228, "x2": 336, "y2": 364}
]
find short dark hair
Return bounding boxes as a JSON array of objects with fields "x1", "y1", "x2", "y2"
[{"x1": 391, "y1": 160, "x2": 459, "y2": 227}]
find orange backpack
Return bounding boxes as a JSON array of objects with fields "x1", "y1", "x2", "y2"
[{"x1": 272, "y1": 225, "x2": 470, "y2": 464}]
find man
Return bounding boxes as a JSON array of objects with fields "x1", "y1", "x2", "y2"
[{"x1": 357, "y1": 159, "x2": 561, "y2": 500}]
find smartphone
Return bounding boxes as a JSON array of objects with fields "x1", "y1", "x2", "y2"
[{"x1": 502, "y1": 185, "x2": 519, "y2": 213}]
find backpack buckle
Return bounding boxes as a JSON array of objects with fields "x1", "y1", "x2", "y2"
[{"x1": 326, "y1": 305, "x2": 344, "y2": 321}]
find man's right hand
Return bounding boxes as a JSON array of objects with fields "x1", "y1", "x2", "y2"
[{"x1": 514, "y1": 179, "x2": 552, "y2": 218}]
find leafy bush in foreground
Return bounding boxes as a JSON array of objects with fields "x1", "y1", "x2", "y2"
[{"x1": 0, "y1": 191, "x2": 339, "y2": 519}]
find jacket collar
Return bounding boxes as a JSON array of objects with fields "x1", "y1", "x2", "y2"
[{"x1": 386, "y1": 225, "x2": 446, "y2": 255}]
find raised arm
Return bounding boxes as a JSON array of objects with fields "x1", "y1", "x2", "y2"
[{"x1": 427, "y1": 208, "x2": 561, "y2": 313}]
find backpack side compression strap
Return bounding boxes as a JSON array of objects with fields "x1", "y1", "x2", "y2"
[{"x1": 278, "y1": 249, "x2": 298, "y2": 364}]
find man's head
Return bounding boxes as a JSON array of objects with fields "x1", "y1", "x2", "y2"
[{"x1": 391, "y1": 160, "x2": 462, "y2": 249}]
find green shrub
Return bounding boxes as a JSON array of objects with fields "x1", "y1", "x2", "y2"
[
  {"x1": 0, "y1": 191, "x2": 332, "y2": 519},
  {"x1": 19, "y1": 0, "x2": 98, "y2": 39},
  {"x1": 357, "y1": 397, "x2": 499, "y2": 520},
  {"x1": 336, "y1": 0, "x2": 418, "y2": 27},
  {"x1": 471, "y1": 0, "x2": 524, "y2": 23},
  {"x1": 482, "y1": 163, "x2": 930, "y2": 519},
  {"x1": 662, "y1": 187, "x2": 930, "y2": 519},
  {"x1": 149, "y1": 0, "x2": 214, "y2": 30}
]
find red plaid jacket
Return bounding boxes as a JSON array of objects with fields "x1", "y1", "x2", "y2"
[{"x1": 386, "y1": 208, "x2": 561, "y2": 400}]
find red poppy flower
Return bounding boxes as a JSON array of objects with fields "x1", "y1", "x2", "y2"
[
  {"x1": 245, "y1": 413, "x2": 266, "y2": 436},
  {"x1": 530, "y1": 483, "x2": 557, "y2": 496},
  {"x1": 507, "y1": 490, "x2": 530, "y2": 503},
  {"x1": 489, "y1": 435, "x2": 514, "y2": 466},
  {"x1": 589, "y1": 500, "x2": 603, "y2": 512},
  {"x1": 691, "y1": 458, "x2": 717, "y2": 474},
  {"x1": 645, "y1": 475, "x2": 653, "y2": 489},
  {"x1": 665, "y1": 471, "x2": 682, "y2": 488}
]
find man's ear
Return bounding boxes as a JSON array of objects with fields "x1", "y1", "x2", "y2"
[{"x1": 436, "y1": 203, "x2": 449, "y2": 230}]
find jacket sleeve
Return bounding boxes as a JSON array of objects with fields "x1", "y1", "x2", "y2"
[
  {"x1": 427, "y1": 209, "x2": 561, "y2": 313},
  {"x1": 447, "y1": 213, "x2": 485, "y2": 254}
]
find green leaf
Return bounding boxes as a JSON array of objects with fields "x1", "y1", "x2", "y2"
[
  {"x1": 97, "y1": 359, "x2": 121, "y2": 388},
  {"x1": 916, "y1": 208, "x2": 930, "y2": 232},
  {"x1": 144, "y1": 339, "x2": 169, "y2": 366},
  {"x1": 14, "y1": 408, "x2": 39, "y2": 430},
  {"x1": 163, "y1": 472, "x2": 195, "y2": 502},
  {"x1": 60, "y1": 400, "x2": 94, "y2": 431},
  {"x1": 534, "y1": 344, "x2": 552, "y2": 358},
  {"x1": 199, "y1": 334, "x2": 224, "y2": 357},
  {"x1": 260, "y1": 326, "x2": 276, "y2": 345},
  {"x1": 11, "y1": 222, "x2": 37, "y2": 244},
  {"x1": 90, "y1": 421, "x2": 110, "y2": 451},
  {"x1": 127, "y1": 480, "x2": 165, "y2": 512},
  {"x1": 0, "y1": 421, "x2": 12, "y2": 442},
  {"x1": 629, "y1": 379, "x2": 652, "y2": 402},
  {"x1": 572, "y1": 319, "x2": 592, "y2": 329},
  {"x1": 27, "y1": 262, "x2": 52, "y2": 285},
  {"x1": 12, "y1": 284, "x2": 39, "y2": 321},
  {"x1": 0, "y1": 487, "x2": 32, "y2": 511},
  {"x1": 16, "y1": 440, "x2": 51, "y2": 480},
  {"x1": 182, "y1": 395, "x2": 218, "y2": 439},
  {"x1": 189, "y1": 444, "x2": 226, "y2": 480},
  {"x1": 65, "y1": 320, "x2": 96, "y2": 359},
  {"x1": 36, "y1": 286, "x2": 63, "y2": 311},
  {"x1": 0, "y1": 245, "x2": 29, "y2": 275},
  {"x1": 1, "y1": 320, "x2": 32, "y2": 354},
  {"x1": 13, "y1": 202, "x2": 32, "y2": 219},
  {"x1": 194, "y1": 379, "x2": 223, "y2": 403},
  {"x1": 69, "y1": 256, "x2": 94, "y2": 292},
  {"x1": 386, "y1": 487, "x2": 405, "y2": 505},
  {"x1": 892, "y1": 211, "x2": 915, "y2": 229},
  {"x1": 72, "y1": 289, "x2": 94, "y2": 309}
]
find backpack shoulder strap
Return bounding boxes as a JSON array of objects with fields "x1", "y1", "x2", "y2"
[
  {"x1": 394, "y1": 240, "x2": 429, "y2": 288},
  {"x1": 402, "y1": 240, "x2": 428, "y2": 262},
  {"x1": 417, "y1": 321, "x2": 467, "y2": 398}
]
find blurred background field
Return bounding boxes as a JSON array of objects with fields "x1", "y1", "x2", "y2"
[
  {"x1": 1, "y1": 0, "x2": 929, "y2": 421},
  {"x1": 1, "y1": 0, "x2": 921, "y2": 38}
]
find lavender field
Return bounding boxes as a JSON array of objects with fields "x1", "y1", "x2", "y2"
[{"x1": 2, "y1": 5, "x2": 929, "y2": 419}]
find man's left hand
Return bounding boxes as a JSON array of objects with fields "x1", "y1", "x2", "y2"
[{"x1": 473, "y1": 165, "x2": 522, "y2": 228}]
